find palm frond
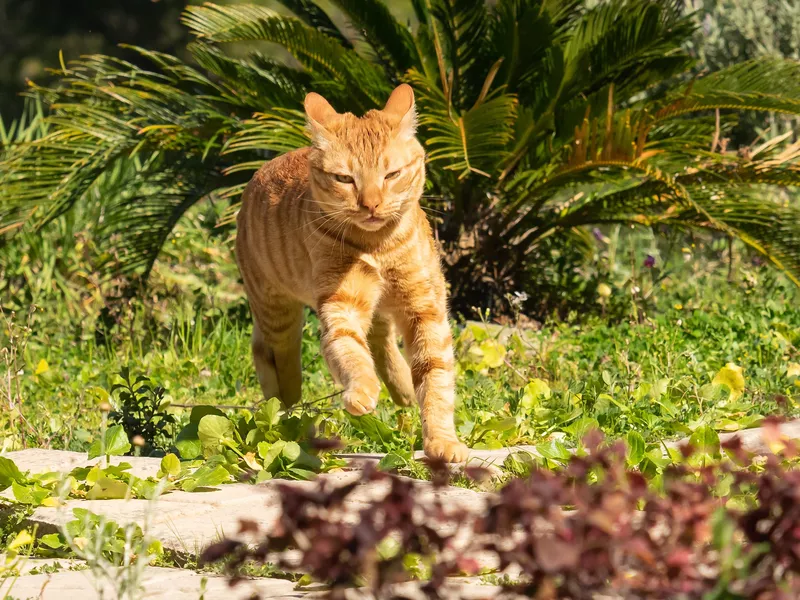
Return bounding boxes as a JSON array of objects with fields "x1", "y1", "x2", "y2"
[
  {"x1": 672, "y1": 190, "x2": 800, "y2": 286},
  {"x1": 92, "y1": 156, "x2": 222, "y2": 279},
  {"x1": 428, "y1": 0, "x2": 492, "y2": 106},
  {"x1": 408, "y1": 69, "x2": 517, "y2": 179},
  {"x1": 277, "y1": 0, "x2": 353, "y2": 48},
  {"x1": 558, "y1": 0, "x2": 695, "y2": 132},
  {"x1": 329, "y1": 0, "x2": 421, "y2": 76},
  {"x1": 224, "y1": 109, "x2": 309, "y2": 156},
  {"x1": 189, "y1": 41, "x2": 309, "y2": 107},
  {"x1": 490, "y1": 0, "x2": 576, "y2": 109},
  {"x1": 181, "y1": 3, "x2": 390, "y2": 110},
  {"x1": 659, "y1": 58, "x2": 800, "y2": 119},
  {"x1": 0, "y1": 51, "x2": 238, "y2": 279}
]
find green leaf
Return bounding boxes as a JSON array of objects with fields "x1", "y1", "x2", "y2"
[
  {"x1": 503, "y1": 451, "x2": 537, "y2": 477},
  {"x1": 175, "y1": 423, "x2": 202, "y2": 460},
  {"x1": 347, "y1": 413, "x2": 398, "y2": 448},
  {"x1": 257, "y1": 441, "x2": 287, "y2": 471},
  {"x1": 181, "y1": 459, "x2": 231, "y2": 492},
  {"x1": 520, "y1": 379, "x2": 551, "y2": 410},
  {"x1": 255, "y1": 469, "x2": 273, "y2": 483},
  {"x1": 87, "y1": 477, "x2": 130, "y2": 500},
  {"x1": 197, "y1": 415, "x2": 235, "y2": 456},
  {"x1": 689, "y1": 426, "x2": 721, "y2": 459},
  {"x1": 159, "y1": 453, "x2": 181, "y2": 478},
  {"x1": 287, "y1": 467, "x2": 317, "y2": 480},
  {"x1": 643, "y1": 448, "x2": 672, "y2": 469},
  {"x1": 281, "y1": 441, "x2": 301, "y2": 463},
  {"x1": 711, "y1": 507, "x2": 736, "y2": 551},
  {"x1": 131, "y1": 478, "x2": 164, "y2": 500},
  {"x1": 12, "y1": 481, "x2": 52, "y2": 506},
  {"x1": 712, "y1": 363, "x2": 746, "y2": 401},
  {"x1": 87, "y1": 425, "x2": 131, "y2": 460},
  {"x1": 535, "y1": 439, "x2": 572, "y2": 462},
  {"x1": 566, "y1": 417, "x2": 600, "y2": 442},
  {"x1": 377, "y1": 452, "x2": 408, "y2": 472},
  {"x1": 626, "y1": 431, "x2": 646, "y2": 465},
  {"x1": 0, "y1": 457, "x2": 25, "y2": 490},
  {"x1": 190, "y1": 405, "x2": 226, "y2": 425},
  {"x1": 8, "y1": 529, "x2": 34, "y2": 552},
  {"x1": 39, "y1": 533, "x2": 64, "y2": 550},
  {"x1": 477, "y1": 416, "x2": 517, "y2": 435},
  {"x1": 255, "y1": 397, "x2": 282, "y2": 430},
  {"x1": 478, "y1": 339, "x2": 507, "y2": 369}
]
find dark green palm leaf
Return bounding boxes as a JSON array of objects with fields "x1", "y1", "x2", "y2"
[
  {"x1": 181, "y1": 3, "x2": 390, "y2": 110},
  {"x1": 329, "y1": 0, "x2": 422, "y2": 76},
  {"x1": 278, "y1": 0, "x2": 353, "y2": 48}
]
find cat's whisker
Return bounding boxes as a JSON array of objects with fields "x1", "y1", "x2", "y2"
[
  {"x1": 420, "y1": 205, "x2": 445, "y2": 216},
  {"x1": 306, "y1": 213, "x2": 341, "y2": 249},
  {"x1": 301, "y1": 209, "x2": 345, "y2": 231}
]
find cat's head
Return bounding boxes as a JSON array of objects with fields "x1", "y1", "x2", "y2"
[{"x1": 304, "y1": 84, "x2": 425, "y2": 232}]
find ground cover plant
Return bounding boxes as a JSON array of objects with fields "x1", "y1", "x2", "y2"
[{"x1": 1, "y1": 213, "x2": 798, "y2": 468}]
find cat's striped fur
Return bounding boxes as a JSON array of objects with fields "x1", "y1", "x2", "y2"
[{"x1": 235, "y1": 85, "x2": 468, "y2": 462}]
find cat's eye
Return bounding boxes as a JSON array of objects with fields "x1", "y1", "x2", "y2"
[
  {"x1": 385, "y1": 169, "x2": 401, "y2": 180},
  {"x1": 333, "y1": 173, "x2": 354, "y2": 184}
]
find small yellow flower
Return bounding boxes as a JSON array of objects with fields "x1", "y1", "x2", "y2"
[
  {"x1": 597, "y1": 283, "x2": 612, "y2": 298},
  {"x1": 73, "y1": 537, "x2": 89, "y2": 551},
  {"x1": 8, "y1": 529, "x2": 33, "y2": 551},
  {"x1": 713, "y1": 363, "x2": 745, "y2": 401},
  {"x1": 674, "y1": 303, "x2": 683, "y2": 310}
]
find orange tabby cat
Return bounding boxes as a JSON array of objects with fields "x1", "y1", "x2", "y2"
[{"x1": 235, "y1": 84, "x2": 469, "y2": 462}]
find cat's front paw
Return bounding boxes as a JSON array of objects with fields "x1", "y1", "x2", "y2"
[
  {"x1": 343, "y1": 380, "x2": 380, "y2": 415},
  {"x1": 424, "y1": 437, "x2": 470, "y2": 463}
]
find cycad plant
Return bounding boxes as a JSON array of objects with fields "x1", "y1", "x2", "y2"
[{"x1": 2, "y1": 0, "x2": 800, "y2": 315}]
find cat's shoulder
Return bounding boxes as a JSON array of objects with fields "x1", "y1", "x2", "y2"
[
  {"x1": 257, "y1": 147, "x2": 312, "y2": 180},
  {"x1": 245, "y1": 147, "x2": 312, "y2": 203}
]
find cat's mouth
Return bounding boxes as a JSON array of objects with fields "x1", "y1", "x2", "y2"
[{"x1": 357, "y1": 215, "x2": 388, "y2": 230}]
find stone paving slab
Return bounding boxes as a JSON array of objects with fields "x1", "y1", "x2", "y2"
[
  {"x1": 1, "y1": 565, "x2": 302, "y2": 600},
  {"x1": 4, "y1": 448, "x2": 162, "y2": 480},
  {"x1": 25, "y1": 476, "x2": 488, "y2": 557},
  {"x1": 7, "y1": 450, "x2": 488, "y2": 557},
  {"x1": 3, "y1": 565, "x2": 506, "y2": 600},
  {"x1": 0, "y1": 555, "x2": 84, "y2": 576}
]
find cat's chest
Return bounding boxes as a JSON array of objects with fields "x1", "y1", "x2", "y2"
[{"x1": 357, "y1": 252, "x2": 423, "y2": 307}]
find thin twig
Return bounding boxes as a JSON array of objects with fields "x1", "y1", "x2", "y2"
[
  {"x1": 169, "y1": 390, "x2": 343, "y2": 411},
  {"x1": 711, "y1": 108, "x2": 721, "y2": 153},
  {"x1": 504, "y1": 358, "x2": 528, "y2": 382}
]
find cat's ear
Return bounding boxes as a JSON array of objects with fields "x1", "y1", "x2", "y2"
[
  {"x1": 304, "y1": 92, "x2": 338, "y2": 148},
  {"x1": 383, "y1": 84, "x2": 416, "y2": 140}
]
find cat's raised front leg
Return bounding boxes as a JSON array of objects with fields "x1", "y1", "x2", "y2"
[
  {"x1": 316, "y1": 264, "x2": 383, "y2": 415},
  {"x1": 396, "y1": 281, "x2": 469, "y2": 463}
]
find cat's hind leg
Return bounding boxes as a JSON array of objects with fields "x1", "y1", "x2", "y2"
[
  {"x1": 251, "y1": 323, "x2": 280, "y2": 402},
  {"x1": 251, "y1": 297, "x2": 304, "y2": 408},
  {"x1": 369, "y1": 313, "x2": 415, "y2": 407}
]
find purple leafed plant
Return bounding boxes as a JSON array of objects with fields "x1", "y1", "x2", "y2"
[{"x1": 202, "y1": 423, "x2": 800, "y2": 599}]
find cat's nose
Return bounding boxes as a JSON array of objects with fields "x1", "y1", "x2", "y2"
[{"x1": 360, "y1": 185, "x2": 382, "y2": 213}]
